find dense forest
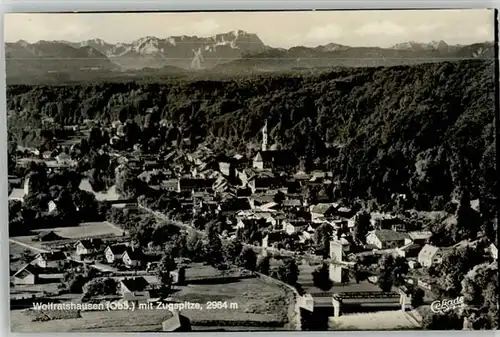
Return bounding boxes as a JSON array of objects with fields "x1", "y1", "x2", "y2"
[{"x1": 7, "y1": 59, "x2": 497, "y2": 218}]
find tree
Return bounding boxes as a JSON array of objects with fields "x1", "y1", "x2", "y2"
[
  {"x1": 411, "y1": 288, "x2": 425, "y2": 308},
  {"x1": 62, "y1": 270, "x2": 87, "y2": 293},
  {"x1": 205, "y1": 224, "x2": 224, "y2": 267},
  {"x1": 83, "y1": 278, "x2": 118, "y2": 297},
  {"x1": 376, "y1": 255, "x2": 408, "y2": 291},
  {"x1": 352, "y1": 212, "x2": 371, "y2": 244},
  {"x1": 313, "y1": 223, "x2": 333, "y2": 258},
  {"x1": 460, "y1": 262, "x2": 498, "y2": 329},
  {"x1": 185, "y1": 231, "x2": 205, "y2": 261},
  {"x1": 422, "y1": 311, "x2": 463, "y2": 330},
  {"x1": 274, "y1": 258, "x2": 299, "y2": 286},
  {"x1": 312, "y1": 263, "x2": 333, "y2": 291},
  {"x1": 430, "y1": 246, "x2": 487, "y2": 297},
  {"x1": 378, "y1": 270, "x2": 394, "y2": 292},
  {"x1": 453, "y1": 189, "x2": 479, "y2": 242},
  {"x1": 157, "y1": 251, "x2": 177, "y2": 294},
  {"x1": 237, "y1": 247, "x2": 257, "y2": 271},
  {"x1": 256, "y1": 254, "x2": 271, "y2": 275},
  {"x1": 392, "y1": 256, "x2": 409, "y2": 286},
  {"x1": 222, "y1": 240, "x2": 243, "y2": 264}
]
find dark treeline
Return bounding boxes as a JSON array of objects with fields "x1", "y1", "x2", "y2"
[{"x1": 7, "y1": 60, "x2": 497, "y2": 218}]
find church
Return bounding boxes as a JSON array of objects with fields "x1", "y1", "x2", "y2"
[{"x1": 252, "y1": 121, "x2": 296, "y2": 171}]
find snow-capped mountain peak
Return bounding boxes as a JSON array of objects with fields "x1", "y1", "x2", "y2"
[{"x1": 391, "y1": 40, "x2": 450, "y2": 51}]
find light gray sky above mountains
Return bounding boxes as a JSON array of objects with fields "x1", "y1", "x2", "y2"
[{"x1": 4, "y1": 10, "x2": 494, "y2": 48}]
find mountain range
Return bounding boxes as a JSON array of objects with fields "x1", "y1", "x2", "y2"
[{"x1": 4, "y1": 30, "x2": 495, "y2": 83}]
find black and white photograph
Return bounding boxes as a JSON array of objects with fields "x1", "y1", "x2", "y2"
[{"x1": 4, "y1": 9, "x2": 498, "y2": 332}]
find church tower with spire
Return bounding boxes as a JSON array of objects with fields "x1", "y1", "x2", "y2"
[{"x1": 261, "y1": 120, "x2": 268, "y2": 152}]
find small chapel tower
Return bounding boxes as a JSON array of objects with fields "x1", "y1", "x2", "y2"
[{"x1": 261, "y1": 120, "x2": 268, "y2": 152}]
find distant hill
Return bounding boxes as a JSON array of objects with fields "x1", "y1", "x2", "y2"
[
  {"x1": 215, "y1": 41, "x2": 495, "y2": 73},
  {"x1": 5, "y1": 40, "x2": 119, "y2": 82},
  {"x1": 4, "y1": 33, "x2": 494, "y2": 84},
  {"x1": 62, "y1": 30, "x2": 268, "y2": 70}
]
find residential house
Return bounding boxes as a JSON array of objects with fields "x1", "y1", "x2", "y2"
[
  {"x1": 330, "y1": 219, "x2": 348, "y2": 231},
  {"x1": 252, "y1": 150, "x2": 295, "y2": 171},
  {"x1": 347, "y1": 216, "x2": 357, "y2": 233},
  {"x1": 75, "y1": 238, "x2": 103, "y2": 259},
  {"x1": 218, "y1": 161, "x2": 233, "y2": 178},
  {"x1": 404, "y1": 231, "x2": 433, "y2": 245},
  {"x1": 258, "y1": 202, "x2": 280, "y2": 212},
  {"x1": 370, "y1": 213, "x2": 402, "y2": 230},
  {"x1": 247, "y1": 173, "x2": 280, "y2": 194},
  {"x1": 489, "y1": 243, "x2": 498, "y2": 260},
  {"x1": 333, "y1": 206, "x2": 354, "y2": 219},
  {"x1": 161, "y1": 179, "x2": 179, "y2": 192},
  {"x1": 32, "y1": 251, "x2": 67, "y2": 269},
  {"x1": 119, "y1": 277, "x2": 151, "y2": 303},
  {"x1": 262, "y1": 231, "x2": 285, "y2": 248},
  {"x1": 143, "y1": 160, "x2": 161, "y2": 171},
  {"x1": 252, "y1": 211, "x2": 285, "y2": 228},
  {"x1": 178, "y1": 178, "x2": 215, "y2": 193},
  {"x1": 55, "y1": 152, "x2": 73, "y2": 165},
  {"x1": 42, "y1": 151, "x2": 53, "y2": 160},
  {"x1": 282, "y1": 199, "x2": 302, "y2": 209},
  {"x1": 310, "y1": 203, "x2": 338, "y2": 222},
  {"x1": 104, "y1": 244, "x2": 128, "y2": 264},
  {"x1": 237, "y1": 168, "x2": 258, "y2": 187},
  {"x1": 249, "y1": 194, "x2": 275, "y2": 209},
  {"x1": 284, "y1": 220, "x2": 310, "y2": 235},
  {"x1": 34, "y1": 231, "x2": 62, "y2": 242},
  {"x1": 365, "y1": 230, "x2": 408, "y2": 250},
  {"x1": 13, "y1": 264, "x2": 39, "y2": 285},
  {"x1": 396, "y1": 243, "x2": 422, "y2": 258},
  {"x1": 418, "y1": 244, "x2": 450, "y2": 268},
  {"x1": 48, "y1": 200, "x2": 58, "y2": 213},
  {"x1": 122, "y1": 248, "x2": 144, "y2": 268},
  {"x1": 235, "y1": 218, "x2": 263, "y2": 231},
  {"x1": 217, "y1": 196, "x2": 250, "y2": 215},
  {"x1": 8, "y1": 188, "x2": 26, "y2": 203}
]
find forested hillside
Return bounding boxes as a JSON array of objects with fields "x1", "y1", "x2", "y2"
[{"x1": 7, "y1": 59, "x2": 496, "y2": 216}]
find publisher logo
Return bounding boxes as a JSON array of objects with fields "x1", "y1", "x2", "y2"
[{"x1": 430, "y1": 296, "x2": 465, "y2": 314}]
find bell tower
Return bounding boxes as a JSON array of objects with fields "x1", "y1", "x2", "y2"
[{"x1": 261, "y1": 120, "x2": 268, "y2": 152}]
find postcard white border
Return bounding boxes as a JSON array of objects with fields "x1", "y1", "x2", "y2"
[{"x1": 0, "y1": 1, "x2": 498, "y2": 337}]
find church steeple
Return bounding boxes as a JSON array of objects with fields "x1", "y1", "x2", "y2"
[{"x1": 261, "y1": 120, "x2": 268, "y2": 152}]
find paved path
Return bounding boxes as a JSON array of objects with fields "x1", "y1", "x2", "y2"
[{"x1": 9, "y1": 238, "x2": 49, "y2": 253}]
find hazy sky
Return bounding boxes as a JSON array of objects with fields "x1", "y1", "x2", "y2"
[{"x1": 4, "y1": 10, "x2": 494, "y2": 48}]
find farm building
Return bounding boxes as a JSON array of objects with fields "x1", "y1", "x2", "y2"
[
  {"x1": 104, "y1": 244, "x2": 128, "y2": 264},
  {"x1": 13, "y1": 264, "x2": 39, "y2": 285},
  {"x1": 34, "y1": 231, "x2": 63, "y2": 242},
  {"x1": 32, "y1": 251, "x2": 67, "y2": 269},
  {"x1": 75, "y1": 239, "x2": 103, "y2": 259}
]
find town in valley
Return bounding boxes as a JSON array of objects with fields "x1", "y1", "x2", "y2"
[{"x1": 5, "y1": 10, "x2": 498, "y2": 332}]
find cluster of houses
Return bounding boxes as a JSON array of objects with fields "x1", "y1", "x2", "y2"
[
  {"x1": 13, "y1": 239, "x2": 152, "y2": 285},
  {"x1": 11, "y1": 119, "x2": 499, "y2": 319}
]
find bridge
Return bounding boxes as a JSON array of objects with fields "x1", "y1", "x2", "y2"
[
  {"x1": 330, "y1": 291, "x2": 409, "y2": 317},
  {"x1": 302, "y1": 290, "x2": 410, "y2": 316},
  {"x1": 332, "y1": 291, "x2": 402, "y2": 300}
]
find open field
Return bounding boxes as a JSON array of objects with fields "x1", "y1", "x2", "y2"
[
  {"x1": 172, "y1": 275, "x2": 290, "y2": 325},
  {"x1": 10, "y1": 222, "x2": 125, "y2": 254},
  {"x1": 10, "y1": 241, "x2": 33, "y2": 256},
  {"x1": 10, "y1": 309, "x2": 174, "y2": 332},
  {"x1": 31, "y1": 222, "x2": 125, "y2": 239}
]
